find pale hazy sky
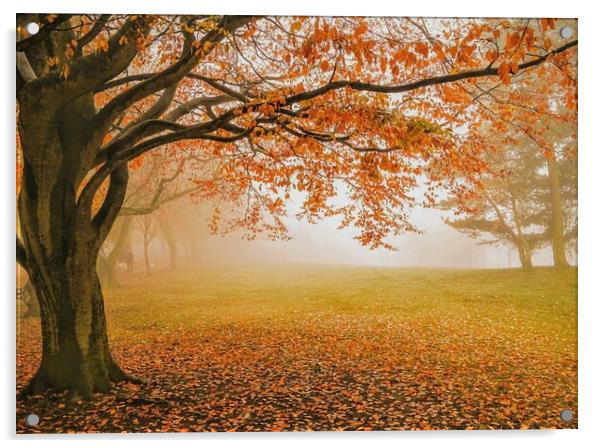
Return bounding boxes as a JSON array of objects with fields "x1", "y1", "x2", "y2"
[{"x1": 191, "y1": 189, "x2": 562, "y2": 269}]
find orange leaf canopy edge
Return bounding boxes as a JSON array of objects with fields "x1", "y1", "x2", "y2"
[{"x1": 18, "y1": 16, "x2": 577, "y2": 250}]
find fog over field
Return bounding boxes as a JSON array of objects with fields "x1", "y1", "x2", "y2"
[
  {"x1": 135, "y1": 191, "x2": 572, "y2": 271},
  {"x1": 195, "y1": 209, "x2": 559, "y2": 269}
]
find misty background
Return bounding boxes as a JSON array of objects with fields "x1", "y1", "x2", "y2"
[{"x1": 131, "y1": 188, "x2": 575, "y2": 271}]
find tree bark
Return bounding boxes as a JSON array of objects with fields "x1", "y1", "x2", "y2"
[
  {"x1": 18, "y1": 197, "x2": 132, "y2": 398},
  {"x1": 17, "y1": 89, "x2": 133, "y2": 398},
  {"x1": 547, "y1": 153, "x2": 569, "y2": 268},
  {"x1": 20, "y1": 265, "x2": 130, "y2": 398}
]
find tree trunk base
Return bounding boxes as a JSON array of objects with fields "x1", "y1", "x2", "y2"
[
  {"x1": 108, "y1": 362, "x2": 147, "y2": 385},
  {"x1": 18, "y1": 358, "x2": 144, "y2": 400}
]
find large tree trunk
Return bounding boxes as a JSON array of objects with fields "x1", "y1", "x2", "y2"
[
  {"x1": 21, "y1": 262, "x2": 130, "y2": 398},
  {"x1": 547, "y1": 154, "x2": 569, "y2": 268},
  {"x1": 18, "y1": 199, "x2": 132, "y2": 397},
  {"x1": 17, "y1": 88, "x2": 132, "y2": 397}
]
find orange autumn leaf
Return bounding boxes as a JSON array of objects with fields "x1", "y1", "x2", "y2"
[
  {"x1": 415, "y1": 42, "x2": 429, "y2": 57},
  {"x1": 497, "y1": 62, "x2": 511, "y2": 85}
]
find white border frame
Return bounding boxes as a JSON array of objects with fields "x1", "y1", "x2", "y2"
[{"x1": 2, "y1": 2, "x2": 599, "y2": 447}]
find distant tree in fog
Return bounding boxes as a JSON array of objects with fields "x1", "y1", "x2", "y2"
[{"x1": 441, "y1": 133, "x2": 576, "y2": 270}]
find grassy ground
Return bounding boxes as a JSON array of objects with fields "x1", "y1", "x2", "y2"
[{"x1": 17, "y1": 264, "x2": 577, "y2": 432}]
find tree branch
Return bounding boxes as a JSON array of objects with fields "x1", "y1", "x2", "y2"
[
  {"x1": 16, "y1": 14, "x2": 73, "y2": 52},
  {"x1": 283, "y1": 40, "x2": 578, "y2": 104},
  {"x1": 76, "y1": 14, "x2": 111, "y2": 54},
  {"x1": 94, "y1": 16, "x2": 254, "y2": 136},
  {"x1": 19, "y1": 17, "x2": 152, "y2": 104},
  {"x1": 188, "y1": 73, "x2": 250, "y2": 102},
  {"x1": 108, "y1": 38, "x2": 578, "y2": 165},
  {"x1": 120, "y1": 187, "x2": 200, "y2": 216},
  {"x1": 95, "y1": 73, "x2": 153, "y2": 92},
  {"x1": 120, "y1": 157, "x2": 187, "y2": 216},
  {"x1": 96, "y1": 72, "x2": 255, "y2": 100},
  {"x1": 80, "y1": 38, "x2": 577, "y2": 212},
  {"x1": 92, "y1": 163, "x2": 130, "y2": 245}
]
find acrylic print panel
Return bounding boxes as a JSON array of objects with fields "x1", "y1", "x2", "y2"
[{"x1": 16, "y1": 14, "x2": 577, "y2": 433}]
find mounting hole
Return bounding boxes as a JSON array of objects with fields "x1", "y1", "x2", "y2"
[
  {"x1": 560, "y1": 409, "x2": 574, "y2": 422},
  {"x1": 25, "y1": 413, "x2": 40, "y2": 426},
  {"x1": 26, "y1": 22, "x2": 40, "y2": 35},
  {"x1": 559, "y1": 26, "x2": 574, "y2": 39}
]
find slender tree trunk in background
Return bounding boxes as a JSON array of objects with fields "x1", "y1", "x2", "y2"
[
  {"x1": 17, "y1": 90, "x2": 132, "y2": 398},
  {"x1": 110, "y1": 216, "x2": 134, "y2": 281},
  {"x1": 516, "y1": 239, "x2": 533, "y2": 271},
  {"x1": 100, "y1": 216, "x2": 134, "y2": 287},
  {"x1": 142, "y1": 219, "x2": 152, "y2": 276},
  {"x1": 547, "y1": 153, "x2": 569, "y2": 268},
  {"x1": 159, "y1": 215, "x2": 178, "y2": 269},
  {"x1": 508, "y1": 193, "x2": 533, "y2": 271},
  {"x1": 143, "y1": 239, "x2": 151, "y2": 276}
]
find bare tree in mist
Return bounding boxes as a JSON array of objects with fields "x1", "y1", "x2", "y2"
[{"x1": 99, "y1": 151, "x2": 203, "y2": 284}]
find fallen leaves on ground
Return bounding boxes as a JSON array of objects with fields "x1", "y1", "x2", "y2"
[{"x1": 16, "y1": 266, "x2": 577, "y2": 433}]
